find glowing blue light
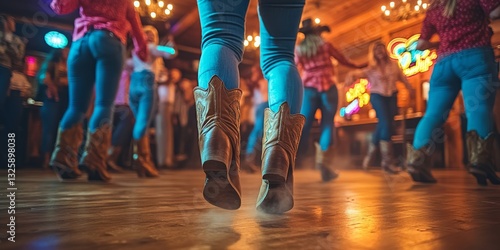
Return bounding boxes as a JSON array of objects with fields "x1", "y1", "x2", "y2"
[
  {"x1": 157, "y1": 45, "x2": 176, "y2": 55},
  {"x1": 44, "y1": 31, "x2": 68, "y2": 49}
]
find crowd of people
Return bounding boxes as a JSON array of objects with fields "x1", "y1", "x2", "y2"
[{"x1": 1, "y1": 0, "x2": 500, "y2": 214}]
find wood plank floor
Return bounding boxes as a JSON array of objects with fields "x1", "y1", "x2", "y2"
[{"x1": 1, "y1": 169, "x2": 500, "y2": 250}]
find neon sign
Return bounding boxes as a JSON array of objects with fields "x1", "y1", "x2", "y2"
[
  {"x1": 387, "y1": 34, "x2": 437, "y2": 77},
  {"x1": 340, "y1": 79, "x2": 370, "y2": 117}
]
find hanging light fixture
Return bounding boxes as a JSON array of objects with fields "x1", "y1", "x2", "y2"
[
  {"x1": 381, "y1": 0, "x2": 429, "y2": 22},
  {"x1": 244, "y1": 34, "x2": 260, "y2": 50},
  {"x1": 133, "y1": 0, "x2": 174, "y2": 20}
]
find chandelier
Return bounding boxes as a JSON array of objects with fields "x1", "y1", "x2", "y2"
[
  {"x1": 133, "y1": 0, "x2": 173, "y2": 20},
  {"x1": 244, "y1": 34, "x2": 260, "y2": 50},
  {"x1": 381, "y1": 0, "x2": 429, "y2": 22}
]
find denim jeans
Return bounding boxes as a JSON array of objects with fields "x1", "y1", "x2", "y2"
[
  {"x1": 299, "y1": 86, "x2": 338, "y2": 153},
  {"x1": 41, "y1": 86, "x2": 69, "y2": 154},
  {"x1": 129, "y1": 70, "x2": 157, "y2": 140},
  {"x1": 197, "y1": 0, "x2": 305, "y2": 113},
  {"x1": 60, "y1": 29, "x2": 125, "y2": 131},
  {"x1": 246, "y1": 101, "x2": 268, "y2": 155},
  {"x1": 413, "y1": 47, "x2": 499, "y2": 149},
  {"x1": 111, "y1": 104, "x2": 134, "y2": 146},
  {"x1": 370, "y1": 92, "x2": 398, "y2": 144}
]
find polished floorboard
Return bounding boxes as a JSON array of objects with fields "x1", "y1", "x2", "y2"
[{"x1": 1, "y1": 169, "x2": 500, "y2": 250}]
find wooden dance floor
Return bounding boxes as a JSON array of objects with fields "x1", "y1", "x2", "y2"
[{"x1": 2, "y1": 169, "x2": 500, "y2": 249}]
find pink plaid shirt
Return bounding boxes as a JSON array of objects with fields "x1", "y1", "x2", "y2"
[
  {"x1": 51, "y1": 0, "x2": 146, "y2": 52},
  {"x1": 295, "y1": 42, "x2": 363, "y2": 92}
]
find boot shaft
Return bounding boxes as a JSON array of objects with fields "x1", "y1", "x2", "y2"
[{"x1": 466, "y1": 131, "x2": 495, "y2": 167}]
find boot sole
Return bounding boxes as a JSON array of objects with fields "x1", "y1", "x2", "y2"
[
  {"x1": 469, "y1": 166, "x2": 500, "y2": 186},
  {"x1": 79, "y1": 164, "x2": 112, "y2": 182},
  {"x1": 407, "y1": 168, "x2": 437, "y2": 183},
  {"x1": 50, "y1": 162, "x2": 82, "y2": 181},
  {"x1": 256, "y1": 174, "x2": 293, "y2": 214},
  {"x1": 203, "y1": 160, "x2": 241, "y2": 210}
]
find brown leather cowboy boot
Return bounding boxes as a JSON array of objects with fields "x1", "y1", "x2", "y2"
[
  {"x1": 256, "y1": 103, "x2": 305, "y2": 214},
  {"x1": 406, "y1": 144, "x2": 436, "y2": 183},
  {"x1": 315, "y1": 142, "x2": 339, "y2": 182},
  {"x1": 134, "y1": 135, "x2": 160, "y2": 178},
  {"x1": 106, "y1": 146, "x2": 124, "y2": 172},
  {"x1": 466, "y1": 131, "x2": 500, "y2": 186},
  {"x1": 50, "y1": 124, "x2": 83, "y2": 180},
  {"x1": 80, "y1": 125, "x2": 112, "y2": 182},
  {"x1": 380, "y1": 141, "x2": 401, "y2": 174},
  {"x1": 194, "y1": 76, "x2": 242, "y2": 210},
  {"x1": 362, "y1": 143, "x2": 378, "y2": 171}
]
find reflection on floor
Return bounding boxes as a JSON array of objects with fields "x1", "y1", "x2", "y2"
[{"x1": 1, "y1": 169, "x2": 500, "y2": 249}]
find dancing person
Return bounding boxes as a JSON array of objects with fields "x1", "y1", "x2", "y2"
[
  {"x1": 345, "y1": 41, "x2": 414, "y2": 174},
  {"x1": 408, "y1": 0, "x2": 500, "y2": 185},
  {"x1": 129, "y1": 25, "x2": 175, "y2": 178},
  {"x1": 49, "y1": 0, "x2": 148, "y2": 182},
  {"x1": 39, "y1": 48, "x2": 70, "y2": 169},
  {"x1": 195, "y1": 0, "x2": 306, "y2": 214},
  {"x1": 295, "y1": 19, "x2": 366, "y2": 182}
]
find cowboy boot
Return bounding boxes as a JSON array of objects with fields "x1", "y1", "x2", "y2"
[
  {"x1": 406, "y1": 144, "x2": 436, "y2": 183},
  {"x1": 315, "y1": 142, "x2": 339, "y2": 182},
  {"x1": 134, "y1": 135, "x2": 160, "y2": 178},
  {"x1": 106, "y1": 146, "x2": 124, "y2": 172},
  {"x1": 256, "y1": 103, "x2": 305, "y2": 214},
  {"x1": 80, "y1": 125, "x2": 112, "y2": 182},
  {"x1": 194, "y1": 76, "x2": 242, "y2": 210},
  {"x1": 380, "y1": 141, "x2": 401, "y2": 174},
  {"x1": 362, "y1": 143, "x2": 378, "y2": 171},
  {"x1": 466, "y1": 131, "x2": 500, "y2": 186},
  {"x1": 50, "y1": 124, "x2": 83, "y2": 180}
]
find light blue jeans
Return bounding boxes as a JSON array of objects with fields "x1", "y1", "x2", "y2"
[
  {"x1": 60, "y1": 30, "x2": 125, "y2": 131},
  {"x1": 413, "y1": 47, "x2": 499, "y2": 149},
  {"x1": 129, "y1": 70, "x2": 157, "y2": 140},
  {"x1": 197, "y1": 0, "x2": 305, "y2": 113},
  {"x1": 246, "y1": 101, "x2": 268, "y2": 155}
]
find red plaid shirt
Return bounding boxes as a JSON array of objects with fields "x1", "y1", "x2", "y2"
[
  {"x1": 421, "y1": 0, "x2": 500, "y2": 56},
  {"x1": 295, "y1": 42, "x2": 362, "y2": 92}
]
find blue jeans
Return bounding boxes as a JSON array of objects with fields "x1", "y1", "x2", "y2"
[
  {"x1": 246, "y1": 101, "x2": 268, "y2": 155},
  {"x1": 299, "y1": 86, "x2": 338, "y2": 152},
  {"x1": 129, "y1": 70, "x2": 156, "y2": 140},
  {"x1": 197, "y1": 0, "x2": 304, "y2": 113},
  {"x1": 112, "y1": 104, "x2": 134, "y2": 146},
  {"x1": 414, "y1": 47, "x2": 499, "y2": 149},
  {"x1": 370, "y1": 92, "x2": 398, "y2": 144},
  {"x1": 60, "y1": 30, "x2": 125, "y2": 131},
  {"x1": 41, "y1": 86, "x2": 69, "y2": 154}
]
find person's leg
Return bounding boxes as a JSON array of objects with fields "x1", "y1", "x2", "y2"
[
  {"x1": 195, "y1": 0, "x2": 251, "y2": 210},
  {"x1": 51, "y1": 38, "x2": 95, "y2": 180},
  {"x1": 246, "y1": 101, "x2": 268, "y2": 155},
  {"x1": 298, "y1": 87, "x2": 319, "y2": 157},
  {"x1": 80, "y1": 30, "x2": 124, "y2": 182},
  {"x1": 457, "y1": 47, "x2": 499, "y2": 185},
  {"x1": 256, "y1": 0, "x2": 306, "y2": 214},
  {"x1": 197, "y1": 0, "x2": 250, "y2": 89},
  {"x1": 316, "y1": 85, "x2": 339, "y2": 181},
  {"x1": 376, "y1": 95, "x2": 400, "y2": 174},
  {"x1": 131, "y1": 72, "x2": 156, "y2": 140},
  {"x1": 409, "y1": 57, "x2": 460, "y2": 183}
]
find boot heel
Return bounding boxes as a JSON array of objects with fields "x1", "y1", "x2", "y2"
[
  {"x1": 470, "y1": 168, "x2": 488, "y2": 186},
  {"x1": 202, "y1": 130, "x2": 240, "y2": 210}
]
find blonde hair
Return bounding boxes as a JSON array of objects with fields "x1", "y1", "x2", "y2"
[
  {"x1": 431, "y1": 0, "x2": 458, "y2": 17},
  {"x1": 368, "y1": 41, "x2": 390, "y2": 68},
  {"x1": 143, "y1": 25, "x2": 159, "y2": 45},
  {"x1": 296, "y1": 34, "x2": 324, "y2": 59}
]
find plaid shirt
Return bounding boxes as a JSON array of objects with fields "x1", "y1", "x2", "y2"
[{"x1": 295, "y1": 42, "x2": 358, "y2": 92}]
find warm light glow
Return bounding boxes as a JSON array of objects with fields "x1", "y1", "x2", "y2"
[
  {"x1": 247, "y1": 35, "x2": 253, "y2": 42},
  {"x1": 414, "y1": 5, "x2": 420, "y2": 11},
  {"x1": 390, "y1": 2, "x2": 395, "y2": 8},
  {"x1": 422, "y1": 3, "x2": 428, "y2": 9},
  {"x1": 167, "y1": 4, "x2": 173, "y2": 10},
  {"x1": 402, "y1": 0, "x2": 407, "y2": 2},
  {"x1": 244, "y1": 40, "x2": 249, "y2": 47},
  {"x1": 165, "y1": 9, "x2": 170, "y2": 15},
  {"x1": 381, "y1": 5, "x2": 386, "y2": 11},
  {"x1": 314, "y1": 18, "x2": 320, "y2": 24},
  {"x1": 255, "y1": 36, "x2": 260, "y2": 43},
  {"x1": 417, "y1": 0, "x2": 422, "y2": 5},
  {"x1": 381, "y1": 0, "x2": 429, "y2": 22},
  {"x1": 145, "y1": 0, "x2": 151, "y2": 6},
  {"x1": 341, "y1": 79, "x2": 371, "y2": 117},
  {"x1": 158, "y1": 1, "x2": 164, "y2": 7},
  {"x1": 151, "y1": 12, "x2": 156, "y2": 18},
  {"x1": 134, "y1": 0, "x2": 140, "y2": 8},
  {"x1": 385, "y1": 10, "x2": 391, "y2": 16},
  {"x1": 253, "y1": 41, "x2": 260, "y2": 48}
]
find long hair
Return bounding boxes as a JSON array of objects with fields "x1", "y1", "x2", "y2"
[
  {"x1": 430, "y1": 0, "x2": 458, "y2": 17},
  {"x1": 143, "y1": 25, "x2": 159, "y2": 45},
  {"x1": 296, "y1": 34, "x2": 324, "y2": 59},
  {"x1": 368, "y1": 41, "x2": 390, "y2": 68}
]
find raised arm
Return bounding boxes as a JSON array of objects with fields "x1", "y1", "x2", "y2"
[
  {"x1": 416, "y1": 14, "x2": 438, "y2": 51},
  {"x1": 344, "y1": 69, "x2": 368, "y2": 87},
  {"x1": 150, "y1": 45, "x2": 177, "y2": 60},
  {"x1": 327, "y1": 43, "x2": 366, "y2": 69},
  {"x1": 126, "y1": 2, "x2": 148, "y2": 62},
  {"x1": 50, "y1": 0, "x2": 79, "y2": 15}
]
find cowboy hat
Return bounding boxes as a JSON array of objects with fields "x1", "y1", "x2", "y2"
[{"x1": 298, "y1": 18, "x2": 330, "y2": 35}]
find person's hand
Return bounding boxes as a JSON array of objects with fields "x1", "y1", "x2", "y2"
[
  {"x1": 135, "y1": 45, "x2": 148, "y2": 62},
  {"x1": 45, "y1": 83, "x2": 59, "y2": 102}
]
